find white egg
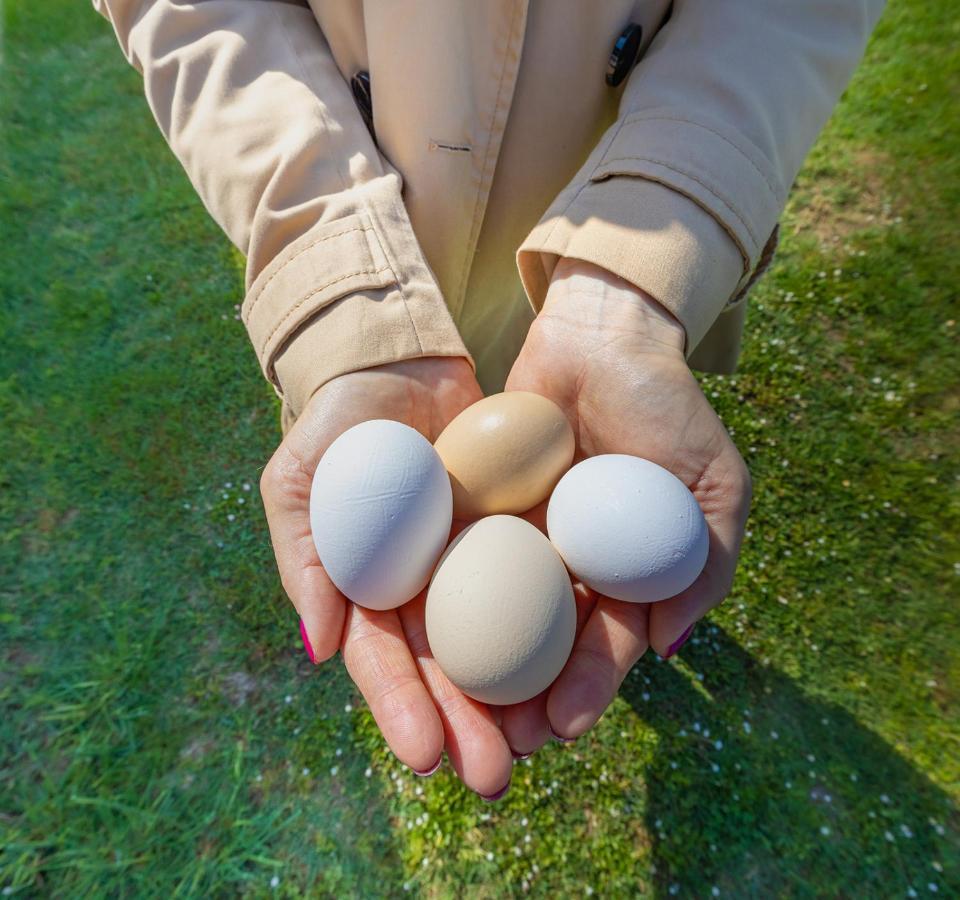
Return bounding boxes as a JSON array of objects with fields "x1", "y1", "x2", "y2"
[
  {"x1": 547, "y1": 455, "x2": 708, "y2": 603},
  {"x1": 310, "y1": 419, "x2": 452, "y2": 610}
]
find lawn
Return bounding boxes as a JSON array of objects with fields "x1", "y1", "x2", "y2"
[{"x1": 0, "y1": 1, "x2": 957, "y2": 896}]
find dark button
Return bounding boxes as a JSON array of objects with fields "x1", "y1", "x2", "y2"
[
  {"x1": 606, "y1": 23, "x2": 643, "y2": 87},
  {"x1": 350, "y1": 71, "x2": 375, "y2": 138}
]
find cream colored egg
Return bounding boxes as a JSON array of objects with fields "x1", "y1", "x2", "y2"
[
  {"x1": 425, "y1": 515, "x2": 576, "y2": 705},
  {"x1": 434, "y1": 391, "x2": 575, "y2": 519}
]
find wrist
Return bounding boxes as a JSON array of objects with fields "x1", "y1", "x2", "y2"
[{"x1": 544, "y1": 259, "x2": 686, "y2": 355}]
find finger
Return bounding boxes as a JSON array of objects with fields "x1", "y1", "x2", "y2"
[
  {"x1": 547, "y1": 596, "x2": 649, "y2": 740},
  {"x1": 500, "y1": 691, "x2": 551, "y2": 757},
  {"x1": 648, "y1": 449, "x2": 751, "y2": 656},
  {"x1": 341, "y1": 604, "x2": 445, "y2": 773},
  {"x1": 500, "y1": 582, "x2": 596, "y2": 754},
  {"x1": 399, "y1": 596, "x2": 514, "y2": 798},
  {"x1": 261, "y1": 442, "x2": 345, "y2": 662}
]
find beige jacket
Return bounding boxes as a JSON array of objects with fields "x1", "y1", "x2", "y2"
[{"x1": 94, "y1": 0, "x2": 883, "y2": 426}]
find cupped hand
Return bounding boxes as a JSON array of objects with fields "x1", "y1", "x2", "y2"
[
  {"x1": 500, "y1": 258, "x2": 751, "y2": 752},
  {"x1": 260, "y1": 357, "x2": 515, "y2": 797}
]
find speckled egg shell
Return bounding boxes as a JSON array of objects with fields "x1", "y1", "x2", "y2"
[
  {"x1": 547, "y1": 455, "x2": 709, "y2": 603},
  {"x1": 433, "y1": 391, "x2": 575, "y2": 519},
  {"x1": 425, "y1": 515, "x2": 576, "y2": 705},
  {"x1": 310, "y1": 419, "x2": 452, "y2": 611}
]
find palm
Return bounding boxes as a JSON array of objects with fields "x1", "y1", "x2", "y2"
[
  {"x1": 499, "y1": 260, "x2": 751, "y2": 750},
  {"x1": 261, "y1": 358, "x2": 516, "y2": 797}
]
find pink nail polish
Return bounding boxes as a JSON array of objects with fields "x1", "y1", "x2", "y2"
[
  {"x1": 480, "y1": 782, "x2": 511, "y2": 802},
  {"x1": 664, "y1": 623, "x2": 695, "y2": 659},
  {"x1": 413, "y1": 756, "x2": 442, "y2": 777},
  {"x1": 299, "y1": 619, "x2": 317, "y2": 664}
]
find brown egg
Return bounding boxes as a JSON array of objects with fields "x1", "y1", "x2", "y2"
[{"x1": 434, "y1": 391, "x2": 575, "y2": 519}]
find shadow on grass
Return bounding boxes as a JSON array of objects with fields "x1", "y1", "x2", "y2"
[{"x1": 621, "y1": 627, "x2": 957, "y2": 896}]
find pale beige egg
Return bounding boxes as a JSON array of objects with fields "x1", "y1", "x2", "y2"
[
  {"x1": 434, "y1": 391, "x2": 575, "y2": 519},
  {"x1": 425, "y1": 515, "x2": 576, "y2": 705}
]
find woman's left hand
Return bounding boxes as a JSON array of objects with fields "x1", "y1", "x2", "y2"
[{"x1": 499, "y1": 258, "x2": 752, "y2": 752}]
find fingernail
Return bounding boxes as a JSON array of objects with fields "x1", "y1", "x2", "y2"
[
  {"x1": 412, "y1": 756, "x2": 442, "y2": 778},
  {"x1": 549, "y1": 726, "x2": 576, "y2": 744},
  {"x1": 299, "y1": 618, "x2": 317, "y2": 664},
  {"x1": 511, "y1": 750, "x2": 533, "y2": 761},
  {"x1": 479, "y1": 782, "x2": 511, "y2": 803},
  {"x1": 664, "y1": 623, "x2": 696, "y2": 659}
]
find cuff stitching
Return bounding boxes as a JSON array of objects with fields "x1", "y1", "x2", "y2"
[
  {"x1": 620, "y1": 112, "x2": 783, "y2": 202},
  {"x1": 258, "y1": 265, "x2": 393, "y2": 358},
  {"x1": 595, "y1": 155, "x2": 762, "y2": 254},
  {"x1": 244, "y1": 225, "x2": 373, "y2": 319}
]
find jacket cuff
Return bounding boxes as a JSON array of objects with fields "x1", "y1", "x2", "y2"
[
  {"x1": 242, "y1": 194, "x2": 471, "y2": 418},
  {"x1": 517, "y1": 176, "x2": 745, "y2": 353}
]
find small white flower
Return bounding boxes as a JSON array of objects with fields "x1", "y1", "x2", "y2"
[
  {"x1": 284, "y1": 695, "x2": 293, "y2": 704},
  {"x1": 301, "y1": 767, "x2": 310, "y2": 776},
  {"x1": 364, "y1": 767, "x2": 372, "y2": 778},
  {"x1": 330, "y1": 765, "x2": 338, "y2": 776},
  {"x1": 243, "y1": 482, "x2": 251, "y2": 491},
  {"x1": 486, "y1": 852, "x2": 494, "y2": 862},
  {"x1": 821, "y1": 826, "x2": 831, "y2": 836},
  {"x1": 270, "y1": 875, "x2": 280, "y2": 889},
  {"x1": 344, "y1": 704, "x2": 353, "y2": 713},
  {"x1": 712, "y1": 888, "x2": 720, "y2": 897}
]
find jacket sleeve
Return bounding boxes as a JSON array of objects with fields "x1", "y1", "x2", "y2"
[
  {"x1": 517, "y1": 0, "x2": 886, "y2": 355},
  {"x1": 93, "y1": 0, "x2": 470, "y2": 418}
]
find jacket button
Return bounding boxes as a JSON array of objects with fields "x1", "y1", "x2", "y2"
[
  {"x1": 350, "y1": 71, "x2": 375, "y2": 137},
  {"x1": 606, "y1": 23, "x2": 643, "y2": 87}
]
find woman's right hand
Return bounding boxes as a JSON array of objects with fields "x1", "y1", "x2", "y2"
[{"x1": 260, "y1": 357, "x2": 516, "y2": 799}]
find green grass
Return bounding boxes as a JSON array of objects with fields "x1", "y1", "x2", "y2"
[{"x1": 1, "y1": 0, "x2": 957, "y2": 896}]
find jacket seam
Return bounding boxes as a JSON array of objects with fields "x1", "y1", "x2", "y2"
[
  {"x1": 534, "y1": 116, "x2": 629, "y2": 280},
  {"x1": 453, "y1": 0, "x2": 525, "y2": 317},
  {"x1": 594, "y1": 155, "x2": 762, "y2": 253},
  {"x1": 244, "y1": 225, "x2": 374, "y2": 319},
  {"x1": 619, "y1": 112, "x2": 783, "y2": 202},
  {"x1": 258, "y1": 266, "x2": 393, "y2": 358},
  {"x1": 359, "y1": 191, "x2": 427, "y2": 357},
  {"x1": 273, "y1": 0, "x2": 426, "y2": 361}
]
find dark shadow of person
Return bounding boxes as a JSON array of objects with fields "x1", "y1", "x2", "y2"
[{"x1": 618, "y1": 625, "x2": 958, "y2": 897}]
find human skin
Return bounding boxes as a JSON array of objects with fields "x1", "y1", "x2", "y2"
[
  {"x1": 500, "y1": 258, "x2": 752, "y2": 753},
  {"x1": 260, "y1": 259, "x2": 751, "y2": 794}
]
